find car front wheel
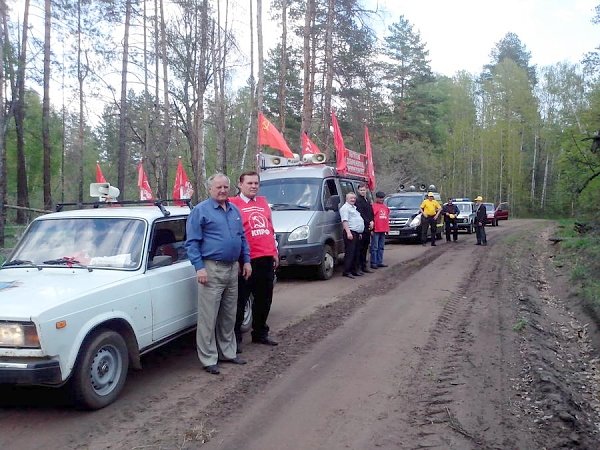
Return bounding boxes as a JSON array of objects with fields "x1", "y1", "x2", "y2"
[
  {"x1": 316, "y1": 244, "x2": 335, "y2": 280},
  {"x1": 71, "y1": 329, "x2": 129, "y2": 410}
]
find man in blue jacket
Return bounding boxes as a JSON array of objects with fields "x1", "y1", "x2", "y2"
[{"x1": 186, "y1": 173, "x2": 252, "y2": 375}]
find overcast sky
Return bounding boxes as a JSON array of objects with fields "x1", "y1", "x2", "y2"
[{"x1": 367, "y1": 0, "x2": 598, "y2": 76}]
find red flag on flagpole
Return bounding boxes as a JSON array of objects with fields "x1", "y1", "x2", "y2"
[
  {"x1": 301, "y1": 131, "x2": 322, "y2": 156},
  {"x1": 331, "y1": 110, "x2": 346, "y2": 172},
  {"x1": 364, "y1": 126, "x2": 376, "y2": 190},
  {"x1": 258, "y1": 112, "x2": 295, "y2": 158},
  {"x1": 172, "y1": 158, "x2": 193, "y2": 206},
  {"x1": 137, "y1": 162, "x2": 154, "y2": 201},
  {"x1": 95, "y1": 162, "x2": 107, "y2": 183}
]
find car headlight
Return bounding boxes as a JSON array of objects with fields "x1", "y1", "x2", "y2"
[
  {"x1": 409, "y1": 215, "x2": 421, "y2": 227},
  {"x1": 0, "y1": 322, "x2": 40, "y2": 348},
  {"x1": 288, "y1": 225, "x2": 309, "y2": 242}
]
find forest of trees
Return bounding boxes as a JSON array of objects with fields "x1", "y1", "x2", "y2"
[{"x1": 1, "y1": 0, "x2": 600, "y2": 246}]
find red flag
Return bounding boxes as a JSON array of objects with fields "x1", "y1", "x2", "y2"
[
  {"x1": 258, "y1": 112, "x2": 295, "y2": 158},
  {"x1": 137, "y1": 162, "x2": 154, "y2": 201},
  {"x1": 95, "y1": 162, "x2": 107, "y2": 183},
  {"x1": 364, "y1": 126, "x2": 376, "y2": 190},
  {"x1": 172, "y1": 158, "x2": 193, "y2": 206},
  {"x1": 301, "y1": 132, "x2": 322, "y2": 156},
  {"x1": 331, "y1": 110, "x2": 346, "y2": 172}
]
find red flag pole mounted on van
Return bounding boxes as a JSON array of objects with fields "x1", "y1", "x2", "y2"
[
  {"x1": 364, "y1": 126, "x2": 376, "y2": 190},
  {"x1": 331, "y1": 110, "x2": 347, "y2": 173},
  {"x1": 257, "y1": 112, "x2": 295, "y2": 158}
]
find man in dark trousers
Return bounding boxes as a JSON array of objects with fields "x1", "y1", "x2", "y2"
[
  {"x1": 340, "y1": 192, "x2": 365, "y2": 279},
  {"x1": 442, "y1": 197, "x2": 460, "y2": 242},
  {"x1": 474, "y1": 195, "x2": 487, "y2": 246},
  {"x1": 355, "y1": 184, "x2": 374, "y2": 273},
  {"x1": 230, "y1": 171, "x2": 279, "y2": 349}
]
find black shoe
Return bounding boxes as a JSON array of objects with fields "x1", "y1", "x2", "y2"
[
  {"x1": 362, "y1": 268, "x2": 374, "y2": 273},
  {"x1": 370, "y1": 265, "x2": 379, "y2": 269},
  {"x1": 352, "y1": 272, "x2": 364, "y2": 276},
  {"x1": 220, "y1": 356, "x2": 247, "y2": 365},
  {"x1": 377, "y1": 264, "x2": 388, "y2": 268},
  {"x1": 431, "y1": 243, "x2": 436, "y2": 246},
  {"x1": 343, "y1": 273, "x2": 355, "y2": 279},
  {"x1": 252, "y1": 336, "x2": 279, "y2": 346},
  {"x1": 475, "y1": 243, "x2": 481, "y2": 245},
  {"x1": 446, "y1": 239, "x2": 451, "y2": 242},
  {"x1": 204, "y1": 364, "x2": 220, "y2": 375}
]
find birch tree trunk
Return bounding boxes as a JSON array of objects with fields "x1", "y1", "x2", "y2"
[
  {"x1": 76, "y1": 0, "x2": 86, "y2": 203},
  {"x1": 15, "y1": 0, "x2": 30, "y2": 223},
  {"x1": 42, "y1": 0, "x2": 52, "y2": 210},
  {"x1": 159, "y1": 0, "x2": 170, "y2": 197},
  {"x1": 530, "y1": 133, "x2": 537, "y2": 203},
  {"x1": 255, "y1": 0, "x2": 264, "y2": 153},
  {"x1": 540, "y1": 153, "x2": 549, "y2": 209},
  {"x1": 241, "y1": 0, "x2": 255, "y2": 169},
  {"x1": 117, "y1": 0, "x2": 132, "y2": 196}
]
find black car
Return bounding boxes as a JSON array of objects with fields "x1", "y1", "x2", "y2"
[{"x1": 384, "y1": 191, "x2": 443, "y2": 241}]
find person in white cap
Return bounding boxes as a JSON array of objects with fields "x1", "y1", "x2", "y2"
[{"x1": 474, "y1": 196, "x2": 487, "y2": 246}]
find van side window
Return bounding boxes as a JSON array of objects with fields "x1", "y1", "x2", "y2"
[
  {"x1": 148, "y1": 219, "x2": 188, "y2": 268},
  {"x1": 339, "y1": 180, "x2": 354, "y2": 199},
  {"x1": 322, "y1": 179, "x2": 338, "y2": 204}
]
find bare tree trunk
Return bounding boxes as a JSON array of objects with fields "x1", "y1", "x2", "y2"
[
  {"x1": 142, "y1": 0, "x2": 149, "y2": 181},
  {"x1": 15, "y1": 0, "x2": 31, "y2": 223},
  {"x1": 255, "y1": 0, "x2": 264, "y2": 152},
  {"x1": 241, "y1": 0, "x2": 255, "y2": 169},
  {"x1": 0, "y1": 0, "x2": 6, "y2": 245},
  {"x1": 193, "y1": 0, "x2": 209, "y2": 199},
  {"x1": 540, "y1": 152, "x2": 549, "y2": 209},
  {"x1": 321, "y1": 0, "x2": 335, "y2": 158},
  {"x1": 76, "y1": 0, "x2": 88, "y2": 203},
  {"x1": 278, "y1": 0, "x2": 287, "y2": 134},
  {"x1": 530, "y1": 133, "x2": 537, "y2": 203},
  {"x1": 42, "y1": 0, "x2": 52, "y2": 210},
  {"x1": 213, "y1": 0, "x2": 228, "y2": 173},
  {"x1": 300, "y1": 0, "x2": 315, "y2": 137},
  {"x1": 117, "y1": 0, "x2": 132, "y2": 195},
  {"x1": 159, "y1": 0, "x2": 170, "y2": 197}
]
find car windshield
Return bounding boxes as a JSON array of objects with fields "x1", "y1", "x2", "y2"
[
  {"x1": 455, "y1": 203, "x2": 472, "y2": 213},
  {"x1": 385, "y1": 195, "x2": 423, "y2": 209},
  {"x1": 484, "y1": 203, "x2": 495, "y2": 212},
  {"x1": 6, "y1": 218, "x2": 145, "y2": 270},
  {"x1": 259, "y1": 178, "x2": 321, "y2": 210}
]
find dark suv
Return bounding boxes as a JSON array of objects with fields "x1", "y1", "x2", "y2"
[{"x1": 384, "y1": 191, "x2": 443, "y2": 241}]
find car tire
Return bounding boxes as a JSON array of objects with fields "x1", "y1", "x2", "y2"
[
  {"x1": 71, "y1": 329, "x2": 129, "y2": 410},
  {"x1": 316, "y1": 244, "x2": 335, "y2": 280},
  {"x1": 240, "y1": 294, "x2": 253, "y2": 333}
]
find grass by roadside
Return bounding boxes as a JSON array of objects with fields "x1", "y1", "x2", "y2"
[{"x1": 554, "y1": 219, "x2": 600, "y2": 315}]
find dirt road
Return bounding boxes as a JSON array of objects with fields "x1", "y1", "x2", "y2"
[{"x1": 1, "y1": 219, "x2": 599, "y2": 449}]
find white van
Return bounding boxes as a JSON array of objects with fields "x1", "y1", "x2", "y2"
[{"x1": 258, "y1": 163, "x2": 370, "y2": 280}]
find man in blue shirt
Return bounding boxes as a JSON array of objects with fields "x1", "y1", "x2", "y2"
[{"x1": 186, "y1": 173, "x2": 252, "y2": 375}]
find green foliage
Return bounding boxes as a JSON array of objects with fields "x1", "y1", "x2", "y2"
[{"x1": 512, "y1": 318, "x2": 528, "y2": 332}]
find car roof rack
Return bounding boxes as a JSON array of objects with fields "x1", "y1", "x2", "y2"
[{"x1": 55, "y1": 199, "x2": 193, "y2": 217}]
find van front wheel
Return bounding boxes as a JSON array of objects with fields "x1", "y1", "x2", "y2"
[{"x1": 316, "y1": 244, "x2": 335, "y2": 280}]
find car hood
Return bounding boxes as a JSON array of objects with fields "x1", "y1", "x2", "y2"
[
  {"x1": 0, "y1": 268, "x2": 135, "y2": 320},
  {"x1": 271, "y1": 210, "x2": 316, "y2": 233}
]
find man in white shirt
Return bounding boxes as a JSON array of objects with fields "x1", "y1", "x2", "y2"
[{"x1": 339, "y1": 192, "x2": 365, "y2": 279}]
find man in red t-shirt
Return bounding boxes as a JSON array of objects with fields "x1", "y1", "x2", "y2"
[
  {"x1": 370, "y1": 191, "x2": 390, "y2": 269},
  {"x1": 230, "y1": 171, "x2": 279, "y2": 349}
]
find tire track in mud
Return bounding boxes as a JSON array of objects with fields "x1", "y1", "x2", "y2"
[
  {"x1": 400, "y1": 225, "x2": 538, "y2": 450},
  {"x1": 399, "y1": 222, "x2": 600, "y2": 450},
  {"x1": 108, "y1": 249, "x2": 450, "y2": 449}
]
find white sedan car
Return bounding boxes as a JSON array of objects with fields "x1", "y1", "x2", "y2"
[{"x1": 0, "y1": 202, "x2": 251, "y2": 409}]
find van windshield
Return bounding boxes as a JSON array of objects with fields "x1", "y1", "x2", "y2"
[
  {"x1": 385, "y1": 195, "x2": 423, "y2": 209},
  {"x1": 260, "y1": 178, "x2": 321, "y2": 210}
]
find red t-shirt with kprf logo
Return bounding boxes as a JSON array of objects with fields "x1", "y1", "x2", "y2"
[
  {"x1": 229, "y1": 195, "x2": 278, "y2": 260},
  {"x1": 372, "y1": 203, "x2": 390, "y2": 233}
]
